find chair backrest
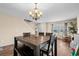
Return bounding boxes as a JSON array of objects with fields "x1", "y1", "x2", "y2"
[
  {"x1": 39, "y1": 32, "x2": 44, "y2": 36},
  {"x1": 51, "y1": 34, "x2": 56, "y2": 45},
  {"x1": 23, "y1": 33, "x2": 30, "y2": 37},
  {"x1": 46, "y1": 33, "x2": 52, "y2": 36},
  {"x1": 47, "y1": 34, "x2": 57, "y2": 51}
]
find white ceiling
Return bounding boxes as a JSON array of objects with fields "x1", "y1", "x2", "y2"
[{"x1": 0, "y1": 3, "x2": 79, "y2": 22}]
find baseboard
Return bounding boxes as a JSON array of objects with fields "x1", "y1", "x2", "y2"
[{"x1": 0, "y1": 43, "x2": 13, "y2": 47}]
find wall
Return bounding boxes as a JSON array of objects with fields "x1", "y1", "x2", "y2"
[
  {"x1": 38, "y1": 23, "x2": 46, "y2": 32},
  {"x1": 0, "y1": 13, "x2": 35, "y2": 47},
  {"x1": 46, "y1": 23, "x2": 52, "y2": 33},
  {"x1": 38, "y1": 23, "x2": 52, "y2": 34},
  {"x1": 77, "y1": 17, "x2": 79, "y2": 34}
]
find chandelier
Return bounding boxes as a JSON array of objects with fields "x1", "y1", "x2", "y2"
[{"x1": 29, "y1": 3, "x2": 42, "y2": 21}]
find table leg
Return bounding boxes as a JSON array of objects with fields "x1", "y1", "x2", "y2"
[
  {"x1": 34, "y1": 45, "x2": 40, "y2": 56},
  {"x1": 14, "y1": 37, "x2": 18, "y2": 56},
  {"x1": 54, "y1": 39, "x2": 57, "y2": 56}
]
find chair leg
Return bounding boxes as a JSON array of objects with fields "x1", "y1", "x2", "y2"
[
  {"x1": 52, "y1": 50, "x2": 53, "y2": 56},
  {"x1": 41, "y1": 52, "x2": 43, "y2": 56},
  {"x1": 40, "y1": 52, "x2": 41, "y2": 56},
  {"x1": 40, "y1": 51, "x2": 42, "y2": 56},
  {"x1": 47, "y1": 52, "x2": 49, "y2": 56},
  {"x1": 47, "y1": 54, "x2": 49, "y2": 56},
  {"x1": 51, "y1": 43, "x2": 54, "y2": 56}
]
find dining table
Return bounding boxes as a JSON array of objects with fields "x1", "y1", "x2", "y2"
[{"x1": 14, "y1": 35, "x2": 57, "y2": 56}]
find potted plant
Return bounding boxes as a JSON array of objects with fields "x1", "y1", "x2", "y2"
[{"x1": 68, "y1": 22, "x2": 77, "y2": 38}]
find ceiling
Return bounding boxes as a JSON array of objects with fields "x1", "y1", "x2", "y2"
[{"x1": 0, "y1": 3, "x2": 79, "y2": 23}]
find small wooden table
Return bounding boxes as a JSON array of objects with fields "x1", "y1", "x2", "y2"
[{"x1": 14, "y1": 35, "x2": 57, "y2": 56}]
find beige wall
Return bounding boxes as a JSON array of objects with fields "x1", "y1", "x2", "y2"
[
  {"x1": 38, "y1": 23, "x2": 52, "y2": 34},
  {"x1": 77, "y1": 17, "x2": 79, "y2": 34},
  {"x1": 0, "y1": 13, "x2": 35, "y2": 47},
  {"x1": 38, "y1": 23, "x2": 46, "y2": 32},
  {"x1": 46, "y1": 23, "x2": 52, "y2": 33}
]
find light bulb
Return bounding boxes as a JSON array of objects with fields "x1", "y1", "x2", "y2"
[
  {"x1": 35, "y1": 9, "x2": 38, "y2": 13},
  {"x1": 29, "y1": 11, "x2": 32, "y2": 15},
  {"x1": 39, "y1": 12, "x2": 42, "y2": 15}
]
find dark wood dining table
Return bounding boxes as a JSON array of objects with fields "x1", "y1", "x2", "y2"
[{"x1": 14, "y1": 35, "x2": 57, "y2": 56}]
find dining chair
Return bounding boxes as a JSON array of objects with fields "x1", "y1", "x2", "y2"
[
  {"x1": 23, "y1": 32, "x2": 30, "y2": 37},
  {"x1": 17, "y1": 44, "x2": 34, "y2": 56},
  {"x1": 39, "y1": 32, "x2": 44, "y2": 36},
  {"x1": 17, "y1": 32, "x2": 34, "y2": 56},
  {"x1": 40, "y1": 34, "x2": 57, "y2": 56},
  {"x1": 40, "y1": 33, "x2": 52, "y2": 48},
  {"x1": 46, "y1": 33, "x2": 52, "y2": 36}
]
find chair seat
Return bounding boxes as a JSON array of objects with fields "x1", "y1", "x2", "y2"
[
  {"x1": 40, "y1": 44, "x2": 52, "y2": 52},
  {"x1": 17, "y1": 45, "x2": 34, "y2": 56},
  {"x1": 40, "y1": 41, "x2": 49, "y2": 48},
  {"x1": 40, "y1": 34, "x2": 56, "y2": 56}
]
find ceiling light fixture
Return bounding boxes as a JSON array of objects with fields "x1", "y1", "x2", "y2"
[{"x1": 29, "y1": 3, "x2": 42, "y2": 21}]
